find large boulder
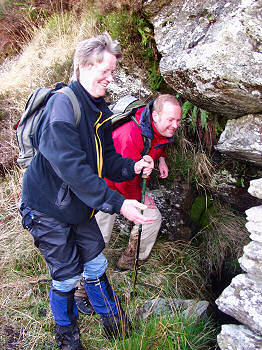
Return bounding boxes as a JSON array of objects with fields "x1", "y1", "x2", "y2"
[
  {"x1": 148, "y1": 0, "x2": 262, "y2": 118},
  {"x1": 215, "y1": 114, "x2": 262, "y2": 167}
]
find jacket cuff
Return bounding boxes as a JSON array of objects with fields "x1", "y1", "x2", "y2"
[
  {"x1": 127, "y1": 159, "x2": 136, "y2": 178},
  {"x1": 100, "y1": 191, "x2": 125, "y2": 215}
]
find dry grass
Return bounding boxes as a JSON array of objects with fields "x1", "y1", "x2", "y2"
[
  {"x1": 0, "y1": 9, "x2": 97, "y2": 95},
  {"x1": 0, "y1": 167, "x2": 53, "y2": 349},
  {"x1": 105, "y1": 233, "x2": 211, "y2": 302},
  {"x1": 94, "y1": 0, "x2": 143, "y2": 14},
  {"x1": 167, "y1": 128, "x2": 215, "y2": 193},
  {"x1": 0, "y1": 0, "x2": 89, "y2": 62}
]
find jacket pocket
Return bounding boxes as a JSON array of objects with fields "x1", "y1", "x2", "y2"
[{"x1": 55, "y1": 183, "x2": 72, "y2": 208}]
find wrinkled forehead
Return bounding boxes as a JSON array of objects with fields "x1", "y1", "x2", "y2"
[{"x1": 159, "y1": 102, "x2": 182, "y2": 118}]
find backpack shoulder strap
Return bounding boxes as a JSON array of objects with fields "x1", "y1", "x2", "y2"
[
  {"x1": 130, "y1": 115, "x2": 152, "y2": 156},
  {"x1": 142, "y1": 136, "x2": 152, "y2": 156},
  {"x1": 58, "y1": 86, "x2": 81, "y2": 127}
]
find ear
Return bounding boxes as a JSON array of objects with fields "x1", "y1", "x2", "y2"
[{"x1": 152, "y1": 111, "x2": 159, "y2": 123}]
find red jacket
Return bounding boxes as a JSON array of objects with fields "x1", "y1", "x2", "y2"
[{"x1": 105, "y1": 103, "x2": 173, "y2": 200}]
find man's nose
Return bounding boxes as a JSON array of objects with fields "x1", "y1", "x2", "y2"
[
  {"x1": 172, "y1": 120, "x2": 179, "y2": 128},
  {"x1": 106, "y1": 73, "x2": 114, "y2": 83}
]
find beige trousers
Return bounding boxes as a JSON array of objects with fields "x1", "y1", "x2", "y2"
[{"x1": 95, "y1": 207, "x2": 162, "y2": 260}]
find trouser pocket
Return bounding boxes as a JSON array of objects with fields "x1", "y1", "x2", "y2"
[{"x1": 19, "y1": 202, "x2": 35, "y2": 231}]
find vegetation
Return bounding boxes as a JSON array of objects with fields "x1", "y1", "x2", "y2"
[
  {"x1": 112, "y1": 313, "x2": 217, "y2": 349},
  {"x1": 180, "y1": 100, "x2": 226, "y2": 153},
  {"x1": 0, "y1": 0, "x2": 255, "y2": 348},
  {"x1": 96, "y1": 8, "x2": 163, "y2": 91}
]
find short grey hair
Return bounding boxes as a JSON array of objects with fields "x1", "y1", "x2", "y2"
[
  {"x1": 72, "y1": 32, "x2": 122, "y2": 81},
  {"x1": 153, "y1": 94, "x2": 181, "y2": 114}
]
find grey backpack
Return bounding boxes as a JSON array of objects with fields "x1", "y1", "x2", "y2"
[
  {"x1": 110, "y1": 95, "x2": 151, "y2": 156},
  {"x1": 14, "y1": 83, "x2": 81, "y2": 168}
]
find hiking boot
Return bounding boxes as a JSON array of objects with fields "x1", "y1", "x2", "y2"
[
  {"x1": 55, "y1": 322, "x2": 84, "y2": 350},
  {"x1": 116, "y1": 236, "x2": 146, "y2": 271},
  {"x1": 100, "y1": 308, "x2": 132, "y2": 339},
  {"x1": 75, "y1": 296, "x2": 94, "y2": 315},
  {"x1": 75, "y1": 278, "x2": 95, "y2": 315}
]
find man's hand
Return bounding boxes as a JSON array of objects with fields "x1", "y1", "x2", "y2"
[
  {"x1": 159, "y1": 156, "x2": 169, "y2": 178},
  {"x1": 134, "y1": 155, "x2": 154, "y2": 177},
  {"x1": 120, "y1": 199, "x2": 154, "y2": 225}
]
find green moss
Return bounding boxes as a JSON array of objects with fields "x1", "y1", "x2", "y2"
[{"x1": 190, "y1": 195, "x2": 213, "y2": 228}]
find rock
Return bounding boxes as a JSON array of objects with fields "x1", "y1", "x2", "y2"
[
  {"x1": 209, "y1": 169, "x2": 262, "y2": 212},
  {"x1": 150, "y1": 183, "x2": 193, "y2": 241},
  {"x1": 138, "y1": 297, "x2": 210, "y2": 320},
  {"x1": 142, "y1": 0, "x2": 167, "y2": 19},
  {"x1": 239, "y1": 241, "x2": 262, "y2": 277},
  {"x1": 211, "y1": 183, "x2": 262, "y2": 213},
  {"x1": 217, "y1": 324, "x2": 262, "y2": 350},
  {"x1": 216, "y1": 273, "x2": 262, "y2": 335},
  {"x1": 114, "y1": 183, "x2": 193, "y2": 241},
  {"x1": 106, "y1": 68, "x2": 152, "y2": 102},
  {"x1": 246, "y1": 205, "x2": 262, "y2": 223},
  {"x1": 248, "y1": 178, "x2": 262, "y2": 199},
  {"x1": 215, "y1": 179, "x2": 262, "y2": 347},
  {"x1": 246, "y1": 221, "x2": 262, "y2": 243},
  {"x1": 215, "y1": 115, "x2": 262, "y2": 167},
  {"x1": 149, "y1": 0, "x2": 262, "y2": 118}
]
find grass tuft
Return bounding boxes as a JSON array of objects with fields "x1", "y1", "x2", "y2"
[{"x1": 194, "y1": 201, "x2": 249, "y2": 277}]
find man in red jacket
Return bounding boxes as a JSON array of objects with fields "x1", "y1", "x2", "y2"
[
  {"x1": 99, "y1": 94, "x2": 181, "y2": 268},
  {"x1": 75, "y1": 94, "x2": 181, "y2": 314}
]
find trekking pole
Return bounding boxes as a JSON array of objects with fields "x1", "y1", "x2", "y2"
[{"x1": 131, "y1": 175, "x2": 147, "y2": 298}]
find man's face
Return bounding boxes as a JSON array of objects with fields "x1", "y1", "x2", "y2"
[
  {"x1": 79, "y1": 51, "x2": 117, "y2": 98},
  {"x1": 152, "y1": 101, "x2": 182, "y2": 137}
]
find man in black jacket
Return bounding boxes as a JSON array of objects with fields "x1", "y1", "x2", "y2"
[{"x1": 19, "y1": 32, "x2": 154, "y2": 349}]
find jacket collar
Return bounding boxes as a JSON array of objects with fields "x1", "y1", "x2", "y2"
[
  {"x1": 70, "y1": 81, "x2": 113, "y2": 123},
  {"x1": 140, "y1": 100, "x2": 154, "y2": 139}
]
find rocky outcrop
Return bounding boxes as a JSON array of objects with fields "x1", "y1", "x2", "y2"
[
  {"x1": 150, "y1": 182, "x2": 193, "y2": 241},
  {"x1": 215, "y1": 114, "x2": 262, "y2": 166},
  {"x1": 114, "y1": 182, "x2": 193, "y2": 241},
  {"x1": 106, "y1": 68, "x2": 152, "y2": 102},
  {"x1": 147, "y1": 0, "x2": 262, "y2": 118},
  {"x1": 215, "y1": 178, "x2": 262, "y2": 349},
  {"x1": 210, "y1": 168, "x2": 262, "y2": 213}
]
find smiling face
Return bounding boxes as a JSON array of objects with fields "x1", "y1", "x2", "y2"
[
  {"x1": 152, "y1": 101, "x2": 182, "y2": 138},
  {"x1": 79, "y1": 50, "x2": 117, "y2": 97}
]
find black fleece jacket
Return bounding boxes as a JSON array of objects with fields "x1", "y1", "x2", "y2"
[{"x1": 21, "y1": 81, "x2": 136, "y2": 224}]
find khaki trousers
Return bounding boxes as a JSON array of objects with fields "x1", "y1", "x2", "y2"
[{"x1": 95, "y1": 207, "x2": 162, "y2": 260}]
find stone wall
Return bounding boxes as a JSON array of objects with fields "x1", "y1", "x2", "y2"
[{"x1": 215, "y1": 178, "x2": 262, "y2": 350}]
